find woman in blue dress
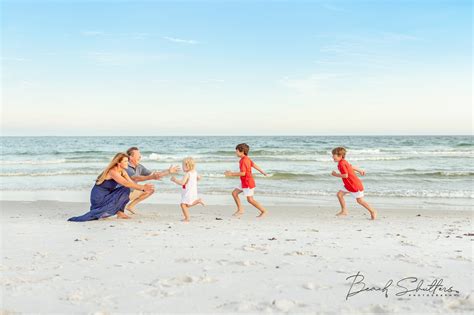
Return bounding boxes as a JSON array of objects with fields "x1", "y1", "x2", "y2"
[{"x1": 68, "y1": 152, "x2": 155, "y2": 222}]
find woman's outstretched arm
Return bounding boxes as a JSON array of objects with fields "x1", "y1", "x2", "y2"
[{"x1": 109, "y1": 170, "x2": 154, "y2": 192}]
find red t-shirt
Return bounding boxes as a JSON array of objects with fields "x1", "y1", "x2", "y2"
[
  {"x1": 239, "y1": 156, "x2": 256, "y2": 189},
  {"x1": 338, "y1": 159, "x2": 364, "y2": 192}
]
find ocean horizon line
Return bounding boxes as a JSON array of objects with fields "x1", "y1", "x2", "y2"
[{"x1": 1, "y1": 134, "x2": 472, "y2": 138}]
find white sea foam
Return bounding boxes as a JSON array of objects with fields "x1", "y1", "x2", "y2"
[
  {"x1": 1, "y1": 136, "x2": 472, "y2": 201},
  {"x1": 0, "y1": 159, "x2": 68, "y2": 165}
]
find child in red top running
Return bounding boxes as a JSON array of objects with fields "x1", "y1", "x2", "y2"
[
  {"x1": 331, "y1": 147, "x2": 377, "y2": 220},
  {"x1": 224, "y1": 143, "x2": 268, "y2": 218}
]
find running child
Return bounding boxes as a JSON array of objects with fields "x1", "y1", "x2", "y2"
[
  {"x1": 171, "y1": 157, "x2": 204, "y2": 222},
  {"x1": 331, "y1": 147, "x2": 377, "y2": 220},
  {"x1": 224, "y1": 143, "x2": 268, "y2": 218}
]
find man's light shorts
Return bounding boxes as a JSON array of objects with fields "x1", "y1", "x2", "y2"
[
  {"x1": 341, "y1": 188, "x2": 364, "y2": 199},
  {"x1": 235, "y1": 185, "x2": 255, "y2": 197}
]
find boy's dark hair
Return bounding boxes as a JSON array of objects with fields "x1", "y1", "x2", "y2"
[
  {"x1": 332, "y1": 147, "x2": 346, "y2": 158},
  {"x1": 236, "y1": 143, "x2": 250, "y2": 156},
  {"x1": 126, "y1": 147, "x2": 139, "y2": 156}
]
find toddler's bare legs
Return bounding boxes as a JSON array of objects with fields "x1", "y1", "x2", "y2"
[
  {"x1": 191, "y1": 198, "x2": 205, "y2": 207},
  {"x1": 246, "y1": 196, "x2": 267, "y2": 218},
  {"x1": 336, "y1": 190, "x2": 348, "y2": 216},
  {"x1": 356, "y1": 198, "x2": 377, "y2": 220},
  {"x1": 179, "y1": 199, "x2": 205, "y2": 222},
  {"x1": 180, "y1": 203, "x2": 190, "y2": 222},
  {"x1": 232, "y1": 189, "x2": 244, "y2": 216}
]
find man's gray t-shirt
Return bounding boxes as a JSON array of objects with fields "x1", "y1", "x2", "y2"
[{"x1": 127, "y1": 163, "x2": 152, "y2": 191}]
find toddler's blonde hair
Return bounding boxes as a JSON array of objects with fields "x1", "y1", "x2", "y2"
[{"x1": 183, "y1": 157, "x2": 196, "y2": 171}]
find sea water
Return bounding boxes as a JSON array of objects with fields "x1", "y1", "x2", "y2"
[{"x1": 1, "y1": 136, "x2": 472, "y2": 209}]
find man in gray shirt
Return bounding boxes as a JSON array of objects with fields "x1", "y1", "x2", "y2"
[{"x1": 125, "y1": 147, "x2": 180, "y2": 214}]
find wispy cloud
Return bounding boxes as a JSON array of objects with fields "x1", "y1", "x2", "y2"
[
  {"x1": 314, "y1": 31, "x2": 420, "y2": 70},
  {"x1": 2, "y1": 57, "x2": 31, "y2": 62},
  {"x1": 83, "y1": 52, "x2": 167, "y2": 66},
  {"x1": 379, "y1": 31, "x2": 419, "y2": 42},
  {"x1": 317, "y1": 31, "x2": 419, "y2": 48},
  {"x1": 163, "y1": 36, "x2": 199, "y2": 45},
  {"x1": 199, "y1": 79, "x2": 224, "y2": 84},
  {"x1": 81, "y1": 31, "x2": 105, "y2": 36},
  {"x1": 321, "y1": 3, "x2": 344, "y2": 12},
  {"x1": 81, "y1": 31, "x2": 197, "y2": 43},
  {"x1": 280, "y1": 73, "x2": 345, "y2": 95},
  {"x1": 80, "y1": 31, "x2": 150, "y2": 40},
  {"x1": 128, "y1": 32, "x2": 150, "y2": 40}
]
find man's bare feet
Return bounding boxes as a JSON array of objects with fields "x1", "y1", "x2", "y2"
[
  {"x1": 126, "y1": 206, "x2": 136, "y2": 214},
  {"x1": 117, "y1": 211, "x2": 131, "y2": 219},
  {"x1": 336, "y1": 210, "x2": 348, "y2": 217},
  {"x1": 256, "y1": 211, "x2": 267, "y2": 218}
]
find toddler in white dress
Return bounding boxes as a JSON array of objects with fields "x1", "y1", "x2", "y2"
[{"x1": 171, "y1": 157, "x2": 204, "y2": 221}]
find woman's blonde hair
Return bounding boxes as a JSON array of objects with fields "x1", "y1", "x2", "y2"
[
  {"x1": 183, "y1": 157, "x2": 196, "y2": 171},
  {"x1": 96, "y1": 152, "x2": 129, "y2": 185}
]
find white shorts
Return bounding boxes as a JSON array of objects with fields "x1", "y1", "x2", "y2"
[
  {"x1": 235, "y1": 185, "x2": 255, "y2": 197},
  {"x1": 341, "y1": 188, "x2": 364, "y2": 199}
]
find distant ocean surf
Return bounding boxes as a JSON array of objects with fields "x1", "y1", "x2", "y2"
[{"x1": 1, "y1": 136, "x2": 472, "y2": 202}]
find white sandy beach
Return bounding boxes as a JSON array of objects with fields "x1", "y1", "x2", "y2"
[{"x1": 0, "y1": 200, "x2": 473, "y2": 314}]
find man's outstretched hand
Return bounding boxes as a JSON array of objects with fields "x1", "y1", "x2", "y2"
[{"x1": 168, "y1": 165, "x2": 181, "y2": 174}]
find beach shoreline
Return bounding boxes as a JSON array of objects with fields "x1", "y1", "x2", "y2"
[
  {"x1": 1, "y1": 190, "x2": 472, "y2": 212},
  {"x1": 1, "y1": 200, "x2": 473, "y2": 314}
]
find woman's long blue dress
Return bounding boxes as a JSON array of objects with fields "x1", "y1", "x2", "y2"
[{"x1": 68, "y1": 179, "x2": 130, "y2": 222}]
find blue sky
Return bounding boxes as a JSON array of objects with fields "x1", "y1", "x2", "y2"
[{"x1": 2, "y1": 0, "x2": 472, "y2": 135}]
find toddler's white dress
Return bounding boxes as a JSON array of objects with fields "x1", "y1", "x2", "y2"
[{"x1": 181, "y1": 170, "x2": 199, "y2": 205}]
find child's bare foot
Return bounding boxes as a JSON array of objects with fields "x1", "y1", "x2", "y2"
[
  {"x1": 126, "y1": 206, "x2": 136, "y2": 214},
  {"x1": 336, "y1": 210, "x2": 348, "y2": 217},
  {"x1": 197, "y1": 199, "x2": 205, "y2": 206},
  {"x1": 256, "y1": 211, "x2": 267, "y2": 218},
  {"x1": 117, "y1": 211, "x2": 131, "y2": 219},
  {"x1": 369, "y1": 209, "x2": 377, "y2": 220},
  {"x1": 232, "y1": 210, "x2": 244, "y2": 217},
  {"x1": 181, "y1": 218, "x2": 190, "y2": 223}
]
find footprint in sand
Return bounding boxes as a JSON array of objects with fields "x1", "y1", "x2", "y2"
[
  {"x1": 83, "y1": 256, "x2": 97, "y2": 261},
  {"x1": 146, "y1": 232, "x2": 160, "y2": 237},
  {"x1": 400, "y1": 240, "x2": 417, "y2": 247},
  {"x1": 33, "y1": 251, "x2": 48, "y2": 259},
  {"x1": 217, "y1": 259, "x2": 260, "y2": 267},
  {"x1": 217, "y1": 259, "x2": 230, "y2": 266},
  {"x1": 363, "y1": 304, "x2": 398, "y2": 313},
  {"x1": 218, "y1": 300, "x2": 299, "y2": 313},
  {"x1": 303, "y1": 282, "x2": 316, "y2": 290},
  {"x1": 241, "y1": 244, "x2": 269, "y2": 252},
  {"x1": 175, "y1": 257, "x2": 205, "y2": 264},
  {"x1": 139, "y1": 287, "x2": 178, "y2": 298},
  {"x1": 272, "y1": 299, "x2": 297, "y2": 312},
  {"x1": 442, "y1": 294, "x2": 474, "y2": 311},
  {"x1": 149, "y1": 275, "x2": 216, "y2": 288},
  {"x1": 285, "y1": 250, "x2": 317, "y2": 257},
  {"x1": 451, "y1": 255, "x2": 471, "y2": 262},
  {"x1": 235, "y1": 260, "x2": 262, "y2": 266},
  {"x1": 64, "y1": 290, "x2": 85, "y2": 304},
  {"x1": 141, "y1": 275, "x2": 216, "y2": 298},
  {"x1": 393, "y1": 253, "x2": 415, "y2": 263}
]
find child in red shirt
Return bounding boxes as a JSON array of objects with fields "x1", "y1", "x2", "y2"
[
  {"x1": 224, "y1": 143, "x2": 268, "y2": 218},
  {"x1": 331, "y1": 147, "x2": 377, "y2": 220}
]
